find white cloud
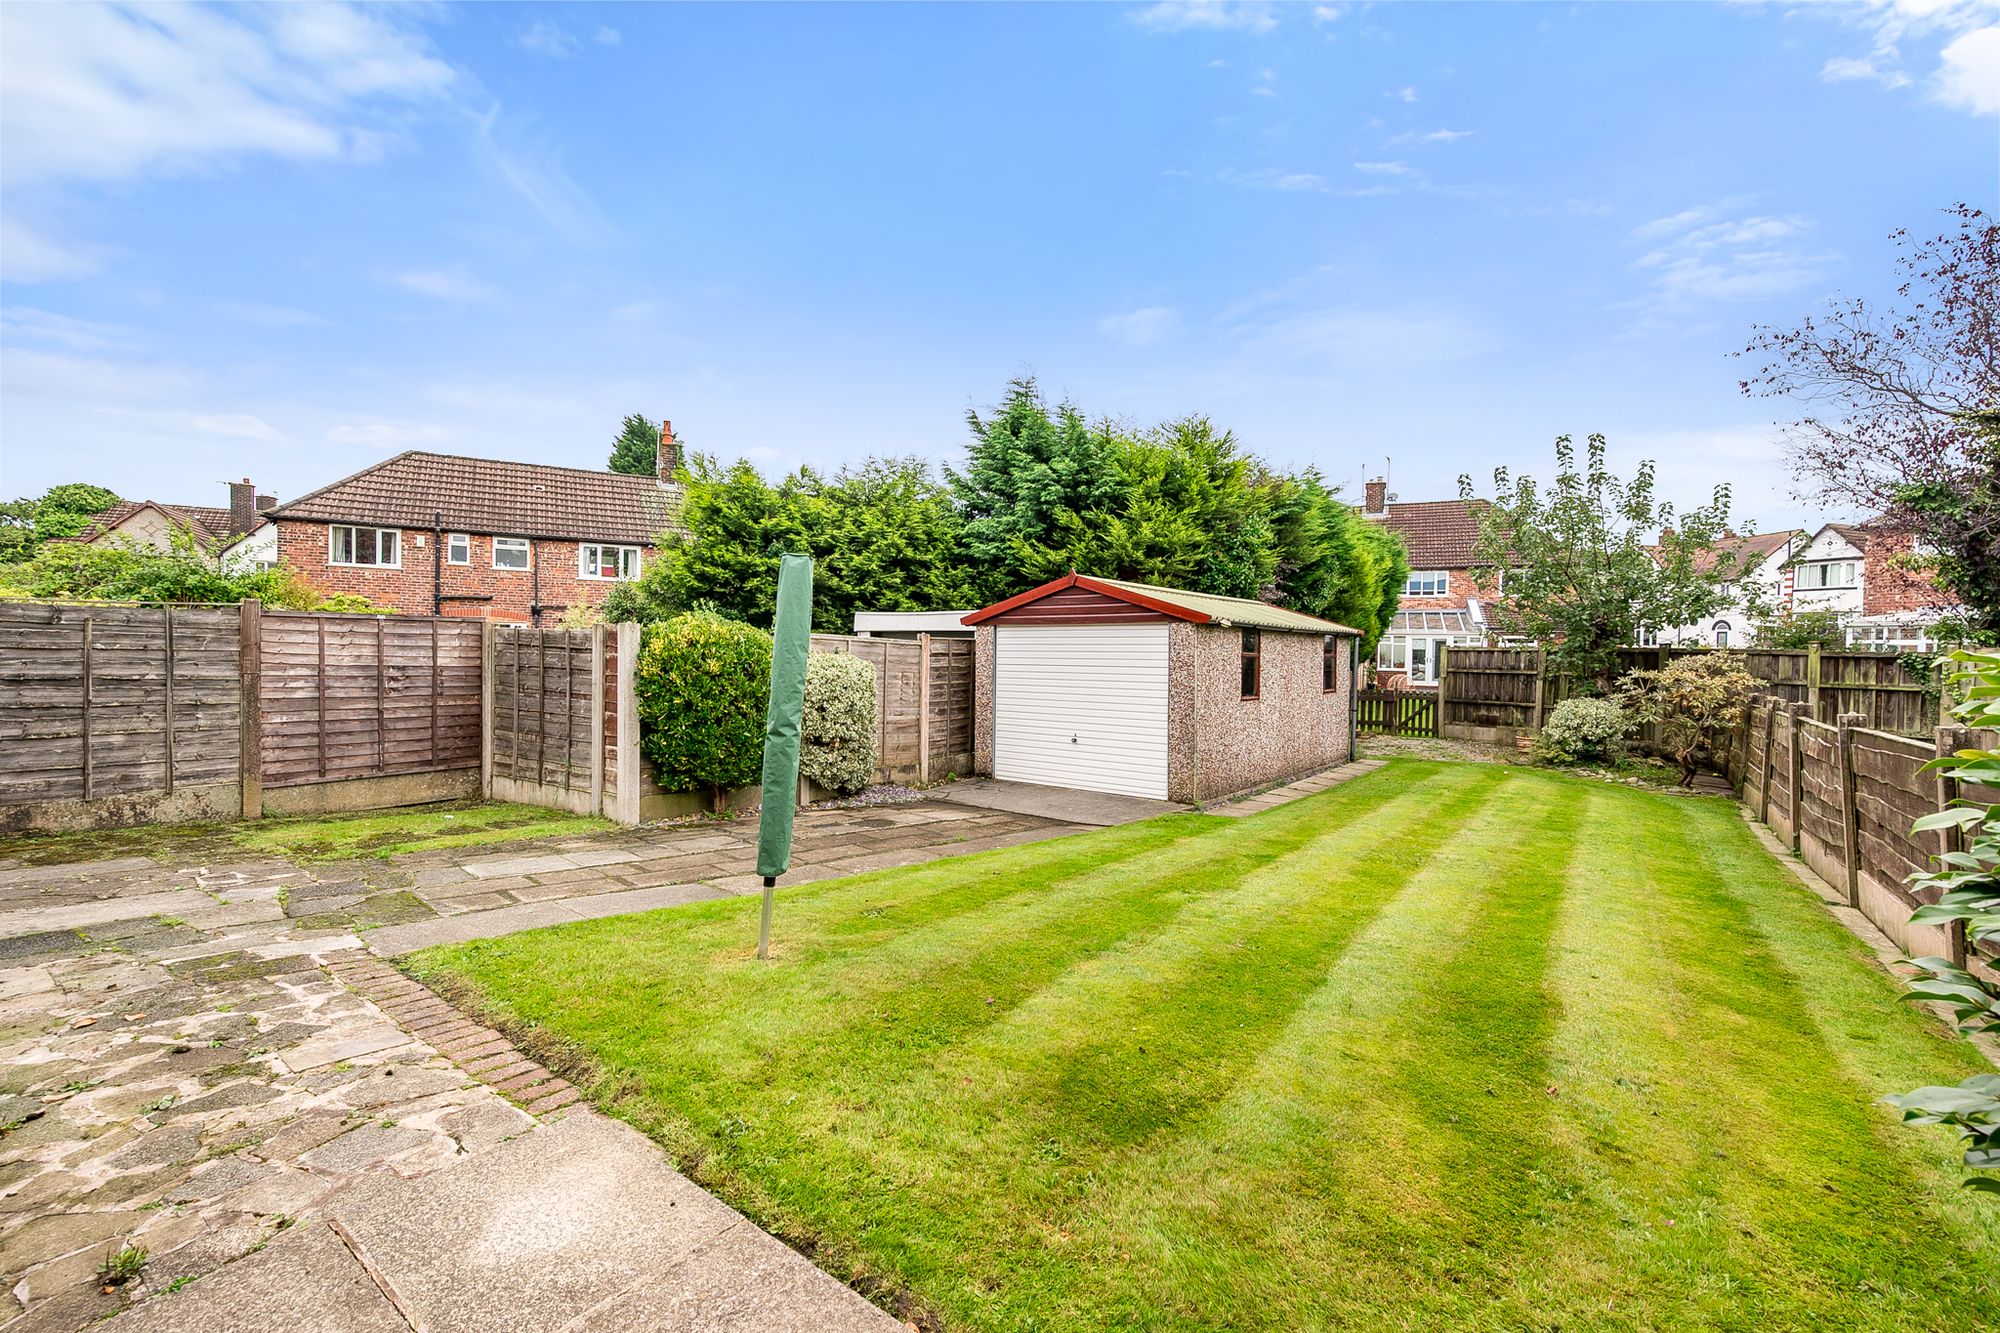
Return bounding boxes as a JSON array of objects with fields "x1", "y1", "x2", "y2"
[
  {"x1": 1388, "y1": 128, "x2": 1473, "y2": 146},
  {"x1": 326, "y1": 421, "x2": 454, "y2": 449},
  {"x1": 1129, "y1": 2, "x2": 1278, "y2": 35},
  {"x1": 0, "y1": 306, "x2": 139, "y2": 352},
  {"x1": 1820, "y1": 54, "x2": 1913, "y2": 87},
  {"x1": 391, "y1": 268, "x2": 497, "y2": 304},
  {"x1": 0, "y1": 215, "x2": 113, "y2": 282},
  {"x1": 1219, "y1": 167, "x2": 1330, "y2": 192},
  {"x1": 470, "y1": 106, "x2": 607, "y2": 244},
  {"x1": 594, "y1": 26, "x2": 623, "y2": 47},
  {"x1": 1252, "y1": 68, "x2": 1278, "y2": 96},
  {"x1": 216, "y1": 303, "x2": 330, "y2": 328},
  {"x1": 1936, "y1": 26, "x2": 2000, "y2": 114},
  {"x1": 1389, "y1": 85, "x2": 1419, "y2": 102},
  {"x1": 194, "y1": 412, "x2": 286, "y2": 443},
  {"x1": 1312, "y1": 4, "x2": 1347, "y2": 23},
  {"x1": 1798, "y1": 1, "x2": 1998, "y2": 117},
  {"x1": 1234, "y1": 306, "x2": 1492, "y2": 368},
  {"x1": 1353, "y1": 160, "x2": 1415, "y2": 175},
  {"x1": 0, "y1": 2, "x2": 451, "y2": 186},
  {"x1": 517, "y1": 20, "x2": 579, "y2": 59},
  {"x1": 1099, "y1": 306, "x2": 1183, "y2": 346},
  {"x1": 1629, "y1": 205, "x2": 1834, "y2": 315}
]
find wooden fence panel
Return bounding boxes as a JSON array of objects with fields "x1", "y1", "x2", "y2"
[
  {"x1": 926, "y1": 638, "x2": 975, "y2": 776},
  {"x1": 811, "y1": 634, "x2": 923, "y2": 783},
  {"x1": 1850, "y1": 731, "x2": 1938, "y2": 911},
  {"x1": 1357, "y1": 688, "x2": 1439, "y2": 737},
  {"x1": 1795, "y1": 720, "x2": 1844, "y2": 859},
  {"x1": 491, "y1": 627, "x2": 597, "y2": 798},
  {"x1": 0, "y1": 602, "x2": 241, "y2": 809},
  {"x1": 259, "y1": 612, "x2": 481, "y2": 789}
]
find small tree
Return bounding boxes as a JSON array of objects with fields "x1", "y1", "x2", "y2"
[
  {"x1": 800, "y1": 653, "x2": 878, "y2": 795},
  {"x1": 1887, "y1": 648, "x2": 2000, "y2": 1192},
  {"x1": 1462, "y1": 434, "x2": 1739, "y2": 692},
  {"x1": 608, "y1": 413, "x2": 661, "y2": 477},
  {"x1": 31, "y1": 483, "x2": 121, "y2": 545},
  {"x1": 1740, "y1": 205, "x2": 1998, "y2": 640},
  {"x1": 633, "y1": 612, "x2": 772, "y2": 809},
  {"x1": 1752, "y1": 608, "x2": 1848, "y2": 651},
  {"x1": 1616, "y1": 653, "x2": 1756, "y2": 787}
]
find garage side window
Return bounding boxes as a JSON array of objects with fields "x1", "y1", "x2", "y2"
[
  {"x1": 1322, "y1": 634, "x2": 1337, "y2": 692},
  {"x1": 1240, "y1": 628, "x2": 1260, "y2": 699}
]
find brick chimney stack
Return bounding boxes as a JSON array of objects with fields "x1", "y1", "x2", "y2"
[
  {"x1": 1363, "y1": 477, "x2": 1388, "y2": 517},
  {"x1": 656, "y1": 418, "x2": 679, "y2": 485},
  {"x1": 228, "y1": 479, "x2": 257, "y2": 536}
]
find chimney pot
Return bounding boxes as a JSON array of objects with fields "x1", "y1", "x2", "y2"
[{"x1": 1363, "y1": 478, "x2": 1388, "y2": 516}]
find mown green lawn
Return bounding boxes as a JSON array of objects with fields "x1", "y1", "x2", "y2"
[{"x1": 413, "y1": 761, "x2": 1998, "y2": 1331}]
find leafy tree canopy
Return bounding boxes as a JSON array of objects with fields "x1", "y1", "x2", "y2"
[
  {"x1": 1753, "y1": 608, "x2": 1848, "y2": 651},
  {"x1": 1463, "y1": 433, "x2": 1739, "y2": 689},
  {"x1": 1, "y1": 482, "x2": 124, "y2": 555},
  {"x1": 608, "y1": 413, "x2": 661, "y2": 477},
  {"x1": 605, "y1": 380, "x2": 1410, "y2": 651},
  {"x1": 1740, "y1": 204, "x2": 1998, "y2": 641}
]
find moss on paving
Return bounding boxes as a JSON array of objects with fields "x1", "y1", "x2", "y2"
[
  {"x1": 413, "y1": 761, "x2": 1999, "y2": 1331},
  {"x1": 0, "y1": 800, "x2": 610, "y2": 868}
]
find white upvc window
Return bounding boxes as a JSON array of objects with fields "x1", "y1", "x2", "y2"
[
  {"x1": 1802, "y1": 560, "x2": 1857, "y2": 589},
  {"x1": 1375, "y1": 635, "x2": 1448, "y2": 684},
  {"x1": 493, "y1": 537, "x2": 531, "y2": 570},
  {"x1": 579, "y1": 543, "x2": 640, "y2": 581},
  {"x1": 446, "y1": 533, "x2": 470, "y2": 565},
  {"x1": 328, "y1": 525, "x2": 400, "y2": 568},
  {"x1": 1404, "y1": 570, "x2": 1450, "y2": 597}
]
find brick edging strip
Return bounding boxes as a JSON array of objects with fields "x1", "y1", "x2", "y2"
[{"x1": 322, "y1": 951, "x2": 583, "y2": 1118}]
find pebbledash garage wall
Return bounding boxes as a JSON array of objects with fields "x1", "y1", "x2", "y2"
[{"x1": 968, "y1": 576, "x2": 1359, "y2": 805}]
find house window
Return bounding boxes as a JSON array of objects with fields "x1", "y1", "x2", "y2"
[
  {"x1": 1803, "y1": 560, "x2": 1856, "y2": 589},
  {"x1": 1713, "y1": 621, "x2": 1731, "y2": 648},
  {"x1": 446, "y1": 533, "x2": 470, "y2": 565},
  {"x1": 1322, "y1": 635, "x2": 1338, "y2": 692},
  {"x1": 329, "y1": 526, "x2": 399, "y2": 568},
  {"x1": 1240, "y1": 628, "x2": 1261, "y2": 699},
  {"x1": 493, "y1": 537, "x2": 530, "y2": 570},
  {"x1": 1404, "y1": 570, "x2": 1449, "y2": 597},
  {"x1": 579, "y1": 543, "x2": 640, "y2": 581}
]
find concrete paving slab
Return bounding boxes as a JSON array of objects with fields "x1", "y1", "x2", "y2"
[
  {"x1": 931, "y1": 777, "x2": 1189, "y2": 826},
  {"x1": 0, "y1": 890, "x2": 217, "y2": 939},
  {"x1": 276, "y1": 1022, "x2": 411, "y2": 1073},
  {"x1": 461, "y1": 854, "x2": 578, "y2": 879},
  {"x1": 321, "y1": 1114, "x2": 749, "y2": 1333},
  {"x1": 575, "y1": 1220, "x2": 900, "y2": 1331},
  {"x1": 101, "y1": 1222, "x2": 408, "y2": 1333}
]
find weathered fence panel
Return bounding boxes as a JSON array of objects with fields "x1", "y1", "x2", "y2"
[
  {"x1": 489, "y1": 625, "x2": 601, "y2": 814},
  {"x1": 811, "y1": 634, "x2": 924, "y2": 784},
  {"x1": 1358, "y1": 688, "x2": 1439, "y2": 738},
  {"x1": 258, "y1": 611, "x2": 482, "y2": 803},
  {"x1": 1439, "y1": 644, "x2": 1941, "y2": 745},
  {"x1": 925, "y1": 637, "x2": 975, "y2": 777},
  {"x1": 0, "y1": 601, "x2": 244, "y2": 830}
]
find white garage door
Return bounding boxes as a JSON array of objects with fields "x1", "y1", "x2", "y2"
[{"x1": 993, "y1": 624, "x2": 1169, "y2": 799}]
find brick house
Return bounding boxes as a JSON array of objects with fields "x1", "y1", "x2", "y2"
[
  {"x1": 64, "y1": 480, "x2": 276, "y2": 560},
  {"x1": 1358, "y1": 478, "x2": 1497, "y2": 686},
  {"x1": 1789, "y1": 520, "x2": 1967, "y2": 650},
  {"x1": 266, "y1": 435, "x2": 685, "y2": 623}
]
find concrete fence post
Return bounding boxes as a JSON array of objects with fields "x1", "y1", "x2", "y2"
[
  {"x1": 238, "y1": 598, "x2": 262, "y2": 818},
  {"x1": 1835, "y1": 712, "x2": 1862, "y2": 908},
  {"x1": 614, "y1": 622, "x2": 641, "y2": 824},
  {"x1": 479, "y1": 619, "x2": 496, "y2": 799},
  {"x1": 589, "y1": 624, "x2": 607, "y2": 817},
  {"x1": 1806, "y1": 643, "x2": 1822, "y2": 721}
]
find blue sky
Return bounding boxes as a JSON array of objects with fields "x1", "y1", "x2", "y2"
[{"x1": 1, "y1": 1, "x2": 1994, "y2": 532}]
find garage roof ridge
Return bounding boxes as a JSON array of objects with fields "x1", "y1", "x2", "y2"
[{"x1": 962, "y1": 572, "x2": 1359, "y2": 635}]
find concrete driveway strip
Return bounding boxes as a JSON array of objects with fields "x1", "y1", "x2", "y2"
[{"x1": 931, "y1": 777, "x2": 1190, "y2": 826}]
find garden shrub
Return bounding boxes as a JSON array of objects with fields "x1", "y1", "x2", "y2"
[
  {"x1": 801, "y1": 653, "x2": 878, "y2": 795},
  {"x1": 311, "y1": 592, "x2": 396, "y2": 615},
  {"x1": 1617, "y1": 652, "x2": 1756, "y2": 786},
  {"x1": 634, "y1": 612, "x2": 772, "y2": 807},
  {"x1": 1533, "y1": 697, "x2": 1630, "y2": 765}
]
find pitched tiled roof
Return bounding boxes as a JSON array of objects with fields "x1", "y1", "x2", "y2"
[
  {"x1": 1368, "y1": 499, "x2": 1490, "y2": 569},
  {"x1": 1683, "y1": 529, "x2": 1800, "y2": 576},
  {"x1": 66, "y1": 501, "x2": 238, "y2": 545},
  {"x1": 269, "y1": 451, "x2": 684, "y2": 546},
  {"x1": 964, "y1": 573, "x2": 1359, "y2": 635}
]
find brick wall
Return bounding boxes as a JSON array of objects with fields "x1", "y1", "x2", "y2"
[
  {"x1": 1398, "y1": 568, "x2": 1492, "y2": 612},
  {"x1": 276, "y1": 522, "x2": 656, "y2": 623}
]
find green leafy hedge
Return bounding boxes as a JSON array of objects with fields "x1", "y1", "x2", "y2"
[
  {"x1": 1532, "y1": 697, "x2": 1629, "y2": 766},
  {"x1": 801, "y1": 653, "x2": 878, "y2": 795},
  {"x1": 635, "y1": 612, "x2": 772, "y2": 805}
]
